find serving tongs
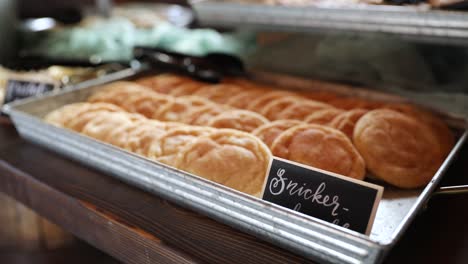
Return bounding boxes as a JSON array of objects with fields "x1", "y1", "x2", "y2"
[{"x1": 133, "y1": 46, "x2": 246, "y2": 83}]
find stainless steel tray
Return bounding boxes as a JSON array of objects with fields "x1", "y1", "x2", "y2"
[
  {"x1": 191, "y1": 0, "x2": 468, "y2": 45},
  {"x1": 3, "y1": 68, "x2": 467, "y2": 264}
]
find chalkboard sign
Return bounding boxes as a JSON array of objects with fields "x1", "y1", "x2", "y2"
[
  {"x1": 262, "y1": 158, "x2": 383, "y2": 235},
  {"x1": 4, "y1": 79, "x2": 55, "y2": 104}
]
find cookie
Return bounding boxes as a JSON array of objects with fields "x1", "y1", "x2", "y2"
[
  {"x1": 259, "y1": 96, "x2": 302, "y2": 120},
  {"x1": 276, "y1": 100, "x2": 332, "y2": 121},
  {"x1": 154, "y1": 99, "x2": 195, "y2": 122},
  {"x1": 135, "y1": 74, "x2": 191, "y2": 94},
  {"x1": 125, "y1": 92, "x2": 174, "y2": 118},
  {"x1": 152, "y1": 126, "x2": 214, "y2": 166},
  {"x1": 384, "y1": 103, "x2": 455, "y2": 157},
  {"x1": 88, "y1": 82, "x2": 147, "y2": 105},
  {"x1": 246, "y1": 91, "x2": 300, "y2": 113},
  {"x1": 81, "y1": 112, "x2": 143, "y2": 141},
  {"x1": 193, "y1": 84, "x2": 243, "y2": 104},
  {"x1": 353, "y1": 109, "x2": 444, "y2": 188},
  {"x1": 304, "y1": 108, "x2": 345, "y2": 125},
  {"x1": 62, "y1": 103, "x2": 125, "y2": 131},
  {"x1": 252, "y1": 119, "x2": 304, "y2": 148},
  {"x1": 329, "y1": 109, "x2": 368, "y2": 139},
  {"x1": 175, "y1": 129, "x2": 272, "y2": 195},
  {"x1": 206, "y1": 110, "x2": 269, "y2": 133},
  {"x1": 224, "y1": 89, "x2": 266, "y2": 109},
  {"x1": 271, "y1": 124, "x2": 366, "y2": 180},
  {"x1": 183, "y1": 105, "x2": 228, "y2": 126},
  {"x1": 124, "y1": 120, "x2": 168, "y2": 154},
  {"x1": 44, "y1": 102, "x2": 90, "y2": 126},
  {"x1": 169, "y1": 82, "x2": 205, "y2": 97}
]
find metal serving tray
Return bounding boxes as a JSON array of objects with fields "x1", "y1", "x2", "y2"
[
  {"x1": 191, "y1": 0, "x2": 468, "y2": 45},
  {"x1": 3, "y1": 68, "x2": 467, "y2": 264}
]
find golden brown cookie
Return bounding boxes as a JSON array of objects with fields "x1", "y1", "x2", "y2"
[
  {"x1": 154, "y1": 99, "x2": 195, "y2": 122},
  {"x1": 88, "y1": 82, "x2": 147, "y2": 105},
  {"x1": 125, "y1": 120, "x2": 171, "y2": 155},
  {"x1": 174, "y1": 129, "x2": 272, "y2": 195},
  {"x1": 304, "y1": 108, "x2": 345, "y2": 125},
  {"x1": 353, "y1": 109, "x2": 445, "y2": 188},
  {"x1": 193, "y1": 84, "x2": 243, "y2": 104},
  {"x1": 183, "y1": 105, "x2": 229, "y2": 126},
  {"x1": 383, "y1": 103, "x2": 455, "y2": 157},
  {"x1": 329, "y1": 109, "x2": 369, "y2": 139},
  {"x1": 135, "y1": 74, "x2": 191, "y2": 94},
  {"x1": 259, "y1": 96, "x2": 302, "y2": 120},
  {"x1": 271, "y1": 124, "x2": 366, "y2": 180},
  {"x1": 62, "y1": 103, "x2": 125, "y2": 131},
  {"x1": 81, "y1": 112, "x2": 143, "y2": 141},
  {"x1": 124, "y1": 92, "x2": 174, "y2": 118},
  {"x1": 276, "y1": 100, "x2": 332, "y2": 121},
  {"x1": 206, "y1": 110, "x2": 269, "y2": 133},
  {"x1": 252, "y1": 119, "x2": 304, "y2": 148},
  {"x1": 246, "y1": 91, "x2": 300, "y2": 113},
  {"x1": 224, "y1": 89, "x2": 266, "y2": 109},
  {"x1": 151, "y1": 126, "x2": 214, "y2": 166},
  {"x1": 44, "y1": 102, "x2": 90, "y2": 126},
  {"x1": 168, "y1": 82, "x2": 205, "y2": 97}
]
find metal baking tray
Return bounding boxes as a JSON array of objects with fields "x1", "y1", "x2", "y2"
[
  {"x1": 3, "y1": 68, "x2": 467, "y2": 264},
  {"x1": 191, "y1": 0, "x2": 468, "y2": 45}
]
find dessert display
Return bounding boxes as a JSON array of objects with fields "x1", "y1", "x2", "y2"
[{"x1": 43, "y1": 73, "x2": 455, "y2": 194}]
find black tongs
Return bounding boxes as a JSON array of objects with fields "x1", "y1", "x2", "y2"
[{"x1": 133, "y1": 46, "x2": 246, "y2": 83}]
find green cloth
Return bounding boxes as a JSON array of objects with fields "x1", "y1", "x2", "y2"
[{"x1": 25, "y1": 18, "x2": 256, "y2": 62}]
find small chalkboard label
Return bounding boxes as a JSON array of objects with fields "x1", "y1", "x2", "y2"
[
  {"x1": 4, "y1": 79, "x2": 55, "y2": 104},
  {"x1": 262, "y1": 158, "x2": 383, "y2": 235}
]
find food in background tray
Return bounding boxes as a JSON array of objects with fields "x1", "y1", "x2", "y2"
[
  {"x1": 0, "y1": 65, "x2": 114, "y2": 106},
  {"x1": 44, "y1": 103, "x2": 271, "y2": 196}
]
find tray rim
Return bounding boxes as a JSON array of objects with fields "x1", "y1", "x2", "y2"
[{"x1": 191, "y1": 0, "x2": 468, "y2": 45}]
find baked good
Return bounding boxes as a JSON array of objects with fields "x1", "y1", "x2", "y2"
[
  {"x1": 271, "y1": 124, "x2": 366, "y2": 179},
  {"x1": 135, "y1": 74, "x2": 191, "y2": 94},
  {"x1": 206, "y1": 110, "x2": 269, "y2": 132},
  {"x1": 175, "y1": 129, "x2": 272, "y2": 196},
  {"x1": 304, "y1": 108, "x2": 345, "y2": 125},
  {"x1": 329, "y1": 109, "x2": 368, "y2": 139},
  {"x1": 153, "y1": 126, "x2": 214, "y2": 166},
  {"x1": 169, "y1": 82, "x2": 205, "y2": 97},
  {"x1": 259, "y1": 96, "x2": 302, "y2": 120},
  {"x1": 246, "y1": 91, "x2": 300, "y2": 113},
  {"x1": 193, "y1": 84, "x2": 243, "y2": 104},
  {"x1": 81, "y1": 111, "x2": 144, "y2": 141},
  {"x1": 276, "y1": 100, "x2": 332, "y2": 121},
  {"x1": 384, "y1": 103, "x2": 455, "y2": 157},
  {"x1": 154, "y1": 97, "x2": 210, "y2": 122},
  {"x1": 224, "y1": 89, "x2": 266, "y2": 109},
  {"x1": 353, "y1": 109, "x2": 445, "y2": 188},
  {"x1": 184, "y1": 105, "x2": 228, "y2": 126},
  {"x1": 252, "y1": 119, "x2": 304, "y2": 148}
]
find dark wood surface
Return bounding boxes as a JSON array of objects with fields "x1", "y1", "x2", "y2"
[{"x1": 0, "y1": 121, "x2": 467, "y2": 264}]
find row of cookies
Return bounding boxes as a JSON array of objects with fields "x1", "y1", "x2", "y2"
[
  {"x1": 88, "y1": 81, "x2": 369, "y2": 181},
  {"x1": 44, "y1": 102, "x2": 271, "y2": 196},
  {"x1": 134, "y1": 74, "x2": 455, "y2": 189}
]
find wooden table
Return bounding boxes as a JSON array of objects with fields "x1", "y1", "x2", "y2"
[{"x1": 0, "y1": 122, "x2": 467, "y2": 264}]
